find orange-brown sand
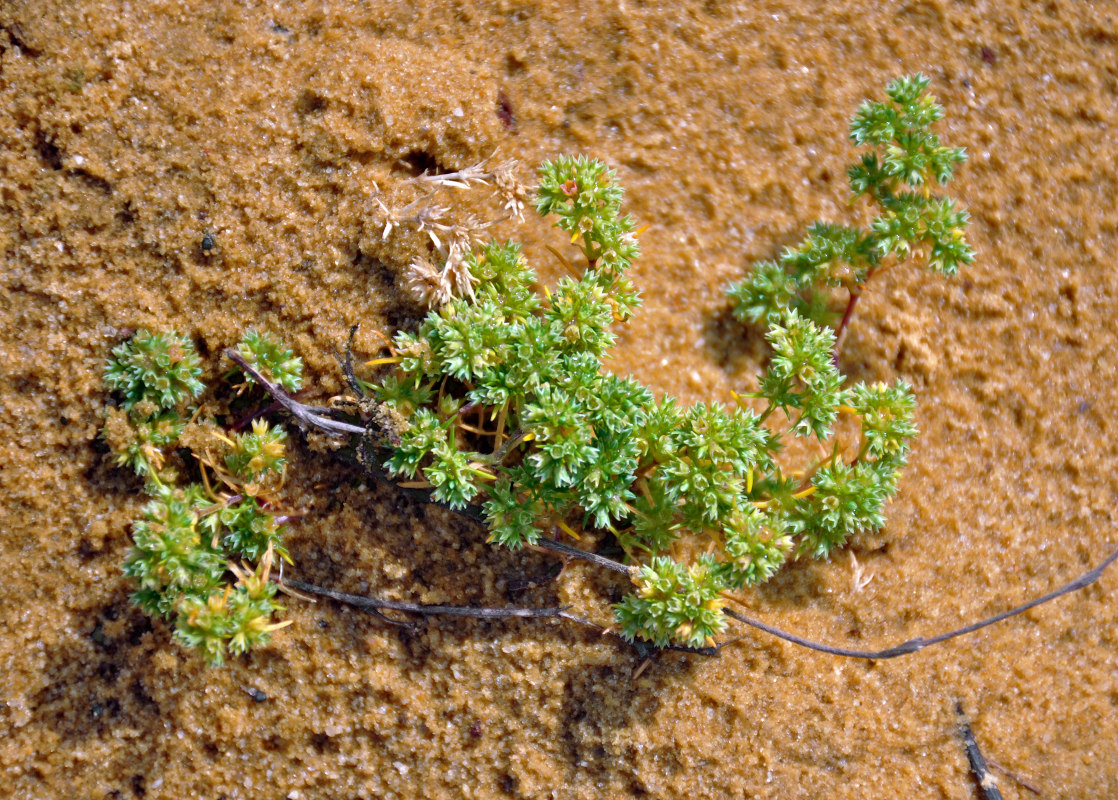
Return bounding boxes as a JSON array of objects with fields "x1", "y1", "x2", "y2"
[{"x1": 1, "y1": 1, "x2": 1116, "y2": 797}]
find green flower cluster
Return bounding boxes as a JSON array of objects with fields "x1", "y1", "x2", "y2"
[
  {"x1": 615, "y1": 556, "x2": 726, "y2": 648},
  {"x1": 174, "y1": 566, "x2": 287, "y2": 666},
  {"x1": 726, "y1": 74, "x2": 973, "y2": 329},
  {"x1": 124, "y1": 485, "x2": 226, "y2": 619},
  {"x1": 104, "y1": 331, "x2": 294, "y2": 665},
  {"x1": 104, "y1": 329, "x2": 205, "y2": 411},
  {"x1": 236, "y1": 330, "x2": 304, "y2": 393},
  {"x1": 220, "y1": 418, "x2": 289, "y2": 493},
  {"x1": 122, "y1": 481, "x2": 289, "y2": 666},
  {"x1": 102, "y1": 331, "x2": 203, "y2": 479},
  {"x1": 534, "y1": 155, "x2": 641, "y2": 320},
  {"x1": 370, "y1": 156, "x2": 918, "y2": 649}
]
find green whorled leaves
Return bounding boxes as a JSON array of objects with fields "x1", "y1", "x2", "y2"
[
  {"x1": 573, "y1": 428, "x2": 641, "y2": 528},
  {"x1": 372, "y1": 155, "x2": 918, "y2": 649},
  {"x1": 119, "y1": 472, "x2": 293, "y2": 665},
  {"x1": 535, "y1": 156, "x2": 631, "y2": 272},
  {"x1": 658, "y1": 403, "x2": 769, "y2": 528},
  {"x1": 522, "y1": 384, "x2": 599, "y2": 488},
  {"x1": 374, "y1": 373, "x2": 436, "y2": 417},
  {"x1": 105, "y1": 330, "x2": 300, "y2": 665},
  {"x1": 792, "y1": 461, "x2": 900, "y2": 558},
  {"x1": 426, "y1": 298, "x2": 513, "y2": 383},
  {"x1": 385, "y1": 408, "x2": 447, "y2": 479},
  {"x1": 467, "y1": 241, "x2": 542, "y2": 316},
  {"x1": 543, "y1": 274, "x2": 617, "y2": 357},
  {"x1": 104, "y1": 330, "x2": 205, "y2": 413},
  {"x1": 173, "y1": 565, "x2": 286, "y2": 667},
  {"x1": 760, "y1": 311, "x2": 847, "y2": 439},
  {"x1": 614, "y1": 555, "x2": 728, "y2": 649},
  {"x1": 781, "y1": 222, "x2": 880, "y2": 289},
  {"x1": 727, "y1": 74, "x2": 973, "y2": 329},
  {"x1": 103, "y1": 330, "x2": 205, "y2": 481},
  {"x1": 223, "y1": 419, "x2": 289, "y2": 486},
  {"x1": 109, "y1": 411, "x2": 185, "y2": 478},
  {"x1": 425, "y1": 438, "x2": 485, "y2": 510},
  {"x1": 785, "y1": 380, "x2": 916, "y2": 559},
  {"x1": 849, "y1": 74, "x2": 964, "y2": 187},
  {"x1": 870, "y1": 195, "x2": 973, "y2": 276},
  {"x1": 725, "y1": 259, "x2": 798, "y2": 327},
  {"x1": 123, "y1": 486, "x2": 227, "y2": 619},
  {"x1": 534, "y1": 155, "x2": 641, "y2": 314},
  {"x1": 203, "y1": 494, "x2": 291, "y2": 563},
  {"x1": 849, "y1": 380, "x2": 918, "y2": 462},
  {"x1": 236, "y1": 330, "x2": 304, "y2": 393},
  {"x1": 718, "y1": 507, "x2": 793, "y2": 588},
  {"x1": 483, "y1": 472, "x2": 544, "y2": 548}
]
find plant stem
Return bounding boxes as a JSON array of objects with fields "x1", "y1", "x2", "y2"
[
  {"x1": 226, "y1": 350, "x2": 365, "y2": 437},
  {"x1": 833, "y1": 287, "x2": 861, "y2": 359},
  {"x1": 282, "y1": 577, "x2": 720, "y2": 657}
]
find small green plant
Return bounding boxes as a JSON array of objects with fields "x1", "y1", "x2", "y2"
[
  {"x1": 100, "y1": 76, "x2": 1118, "y2": 675},
  {"x1": 725, "y1": 74, "x2": 974, "y2": 346},
  {"x1": 364, "y1": 154, "x2": 916, "y2": 649},
  {"x1": 104, "y1": 331, "x2": 293, "y2": 665},
  {"x1": 101, "y1": 330, "x2": 203, "y2": 481},
  {"x1": 235, "y1": 330, "x2": 304, "y2": 393},
  {"x1": 104, "y1": 330, "x2": 205, "y2": 412}
]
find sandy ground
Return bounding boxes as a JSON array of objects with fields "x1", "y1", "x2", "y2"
[{"x1": 1, "y1": 1, "x2": 1116, "y2": 798}]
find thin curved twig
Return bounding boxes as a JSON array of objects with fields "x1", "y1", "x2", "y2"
[
  {"x1": 725, "y1": 542, "x2": 1118, "y2": 660},
  {"x1": 226, "y1": 349, "x2": 365, "y2": 437},
  {"x1": 282, "y1": 577, "x2": 722, "y2": 657},
  {"x1": 284, "y1": 577, "x2": 568, "y2": 621},
  {"x1": 529, "y1": 537, "x2": 635, "y2": 576}
]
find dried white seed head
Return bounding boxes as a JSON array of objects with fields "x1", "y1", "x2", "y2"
[
  {"x1": 492, "y1": 160, "x2": 528, "y2": 223},
  {"x1": 404, "y1": 258, "x2": 452, "y2": 308},
  {"x1": 444, "y1": 252, "x2": 477, "y2": 303}
]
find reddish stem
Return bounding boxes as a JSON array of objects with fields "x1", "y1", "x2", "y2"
[{"x1": 833, "y1": 288, "x2": 861, "y2": 360}]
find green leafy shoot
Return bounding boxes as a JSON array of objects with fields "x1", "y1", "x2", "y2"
[
  {"x1": 236, "y1": 330, "x2": 304, "y2": 393},
  {"x1": 726, "y1": 74, "x2": 973, "y2": 345},
  {"x1": 102, "y1": 330, "x2": 204, "y2": 484},
  {"x1": 615, "y1": 556, "x2": 727, "y2": 649},
  {"x1": 366, "y1": 156, "x2": 919, "y2": 649},
  {"x1": 104, "y1": 331, "x2": 299, "y2": 665},
  {"x1": 106, "y1": 411, "x2": 185, "y2": 479},
  {"x1": 218, "y1": 418, "x2": 289, "y2": 492},
  {"x1": 104, "y1": 330, "x2": 204, "y2": 412},
  {"x1": 173, "y1": 555, "x2": 289, "y2": 667},
  {"x1": 123, "y1": 485, "x2": 227, "y2": 619}
]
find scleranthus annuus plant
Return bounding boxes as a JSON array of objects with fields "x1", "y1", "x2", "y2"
[
  {"x1": 104, "y1": 330, "x2": 295, "y2": 665},
  {"x1": 104, "y1": 329, "x2": 205, "y2": 412},
  {"x1": 365, "y1": 154, "x2": 917, "y2": 649},
  {"x1": 726, "y1": 74, "x2": 974, "y2": 347},
  {"x1": 103, "y1": 77, "x2": 1118, "y2": 667}
]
